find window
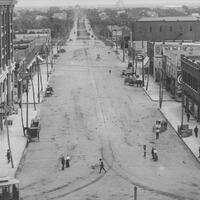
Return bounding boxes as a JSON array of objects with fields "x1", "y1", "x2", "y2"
[
  {"x1": 190, "y1": 25, "x2": 192, "y2": 31},
  {"x1": 169, "y1": 26, "x2": 172, "y2": 32},
  {"x1": 160, "y1": 26, "x2": 162, "y2": 32},
  {"x1": 149, "y1": 26, "x2": 152, "y2": 32}
]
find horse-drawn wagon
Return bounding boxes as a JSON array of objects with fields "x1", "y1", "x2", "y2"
[
  {"x1": 27, "y1": 117, "x2": 40, "y2": 142},
  {"x1": 124, "y1": 75, "x2": 143, "y2": 87}
]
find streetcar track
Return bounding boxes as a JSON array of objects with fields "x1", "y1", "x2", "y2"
[
  {"x1": 21, "y1": 29, "x2": 198, "y2": 200},
  {"x1": 46, "y1": 42, "x2": 193, "y2": 200}
]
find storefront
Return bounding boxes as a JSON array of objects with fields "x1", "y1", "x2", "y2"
[{"x1": 181, "y1": 55, "x2": 200, "y2": 122}]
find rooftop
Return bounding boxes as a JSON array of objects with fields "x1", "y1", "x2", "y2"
[{"x1": 137, "y1": 16, "x2": 199, "y2": 22}]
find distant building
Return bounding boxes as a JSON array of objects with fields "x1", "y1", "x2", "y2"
[
  {"x1": 99, "y1": 12, "x2": 108, "y2": 20},
  {"x1": 191, "y1": 13, "x2": 200, "y2": 17},
  {"x1": 133, "y1": 16, "x2": 200, "y2": 41},
  {"x1": 181, "y1": 55, "x2": 200, "y2": 121},
  {"x1": 117, "y1": 10, "x2": 126, "y2": 15},
  {"x1": 35, "y1": 15, "x2": 48, "y2": 21},
  {"x1": 146, "y1": 11, "x2": 158, "y2": 17},
  {"x1": 52, "y1": 12, "x2": 67, "y2": 20},
  {"x1": 164, "y1": 5, "x2": 185, "y2": 13},
  {"x1": 27, "y1": 29, "x2": 51, "y2": 35}
]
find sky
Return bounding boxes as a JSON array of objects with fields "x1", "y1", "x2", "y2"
[{"x1": 16, "y1": 0, "x2": 200, "y2": 7}]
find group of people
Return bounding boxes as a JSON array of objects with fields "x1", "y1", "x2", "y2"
[
  {"x1": 60, "y1": 156, "x2": 107, "y2": 174},
  {"x1": 60, "y1": 155, "x2": 70, "y2": 170}
]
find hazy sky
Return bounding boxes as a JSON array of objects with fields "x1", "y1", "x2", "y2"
[{"x1": 16, "y1": 0, "x2": 200, "y2": 7}]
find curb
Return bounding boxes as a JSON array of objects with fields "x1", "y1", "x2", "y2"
[
  {"x1": 142, "y1": 87, "x2": 177, "y2": 102},
  {"x1": 158, "y1": 109, "x2": 200, "y2": 164},
  {"x1": 14, "y1": 138, "x2": 29, "y2": 178},
  {"x1": 14, "y1": 66, "x2": 55, "y2": 178}
]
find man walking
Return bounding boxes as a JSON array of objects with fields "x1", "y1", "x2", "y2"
[
  {"x1": 187, "y1": 112, "x2": 190, "y2": 122},
  {"x1": 6, "y1": 149, "x2": 11, "y2": 163},
  {"x1": 143, "y1": 145, "x2": 147, "y2": 158},
  {"x1": 66, "y1": 155, "x2": 70, "y2": 168},
  {"x1": 194, "y1": 126, "x2": 198, "y2": 138},
  {"x1": 61, "y1": 156, "x2": 65, "y2": 170},
  {"x1": 151, "y1": 147, "x2": 155, "y2": 160},
  {"x1": 99, "y1": 158, "x2": 106, "y2": 173},
  {"x1": 156, "y1": 128, "x2": 159, "y2": 139}
]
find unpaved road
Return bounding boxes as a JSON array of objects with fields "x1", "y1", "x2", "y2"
[{"x1": 17, "y1": 14, "x2": 200, "y2": 200}]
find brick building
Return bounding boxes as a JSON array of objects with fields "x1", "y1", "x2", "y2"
[
  {"x1": 0, "y1": 0, "x2": 16, "y2": 109},
  {"x1": 181, "y1": 55, "x2": 200, "y2": 121},
  {"x1": 133, "y1": 16, "x2": 200, "y2": 41}
]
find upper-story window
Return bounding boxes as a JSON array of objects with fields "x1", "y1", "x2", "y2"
[
  {"x1": 190, "y1": 25, "x2": 193, "y2": 31},
  {"x1": 169, "y1": 26, "x2": 173, "y2": 32},
  {"x1": 160, "y1": 26, "x2": 162, "y2": 32},
  {"x1": 149, "y1": 26, "x2": 152, "y2": 32}
]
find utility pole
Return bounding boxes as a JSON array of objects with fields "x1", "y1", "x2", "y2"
[
  {"x1": 37, "y1": 56, "x2": 40, "y2": 103},
  {"x1": 142, "y1": 56, "x2": 144, "y2": 86},
  {"x1": 116, "y1": 30, "x2": 118, "y2": 53},
  {"x1": 19, "y1": 92, "x2": 25, "y2": 136},
  {"x1": 39, "y1": 65, "x2": 43, "y2": 92},
  {"x1": 134, "y1": 186, "x2": 137, "y2": 200},
  {"x1": 30, "y1": 74, "x2": 36, "y2": 111},
  {"x1": 181, "y1": 64, "x2": 184, "y2": 128},
  {"x1": 159, "y1": 65, "x2": 164, "y2": 109},
  {"x1": 46, "y1": 45, "x2": 49, "y2": 81},
  {"x1": 122, "y1": 27, "x2": 125, "y2": 62},
  {"x1": 4, "y1": 104, "x2": 14, "y2": 168},
  {"x1": 146, "y1": 63, "x2": 150, "y2": 90},
  {"x1": 26, "y1": 78, "x2": 29, "y2": 135}
]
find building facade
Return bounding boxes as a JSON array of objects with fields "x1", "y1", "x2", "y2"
[
  {"x1": 149, "y1": 42, "x2": 200, "y2": 99},
  {"x1": 181, "y1": 55, "x2": 200, "y2": 122},
  {"x1": 133, "y1": 16, "x2": 200, "y2": 41},
  {"x1": 0, "y1": 0, "x2": 16, "y2": 109}
]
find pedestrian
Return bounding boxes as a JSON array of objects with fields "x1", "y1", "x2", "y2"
[
  {"x1": 153, "y1": 149, "x2": 158, "y2": 161},
  {"x1": 109, "y1": 70, "x2": 111, "y2": 74},
  {"x1": 66, "y1": 155, "x2": 70, "y2": 168},
  {"x1": 199, "y1": 146, "x2": 200, "y2": 158},
  {"x1": 99, "y1": 158, "x2": 106, "y2": 173},
  {"x1": 156, "y1": 128, "x2": 159, "y2": 139},
  {"x1": 194, "y1": 126, "x2": 198, "y2": 137},
  {"x1": 61, "y1": 156, "x2": 65, "y2": 170},
  {"x1": 187, "y1": 112, "x2": 190, "y2": 122},
  {"x1": 6, "y1": 149, "x2": 11, "y2": 163},
  {"x1": 143, "y1": 145, "x2": 147, "y2": 158},
  {"x1": 151, "y1": 147, "x2": 155, "y2": 160}
]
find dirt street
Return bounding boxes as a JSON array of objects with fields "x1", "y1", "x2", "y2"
[{"x1": 17, "y1": 15, "x2": 200, "y2": 200}]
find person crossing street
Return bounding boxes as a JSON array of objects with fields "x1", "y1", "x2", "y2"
[
  {"x1": 194, "y1": 126, "x2": 198, "y2": 138},
  {"x1": 99, "y1": 158, "x2": 106, "y2": 173}
]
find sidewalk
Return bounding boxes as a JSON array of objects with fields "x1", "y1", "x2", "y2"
[
  {"x1": 144, "y1": 76, "x2": 174, "y2": 101},
  {"x1": 143, "y1": 76, "x2": 200, "y2": 161},
  {"x1": 0, "y1": 62, "x2": 53, "y2": 178}
]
